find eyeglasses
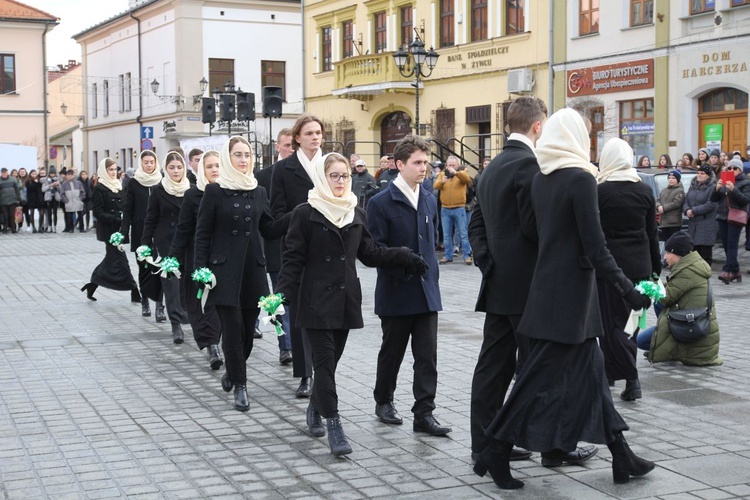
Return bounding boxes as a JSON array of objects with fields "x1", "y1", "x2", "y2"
[
  {"x1": 328, "y1": 173, "x2": 351, "y2": 182},
  {"x1": 231, "y1": 152, "x2": 252, "y2": 159},
  {"x1": 729, "y1": 167, "x2": 741, "y2": 171}
]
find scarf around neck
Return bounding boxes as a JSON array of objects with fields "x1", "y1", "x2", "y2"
[
  {"x1": 161, "y1": 152, "x2": 190, "y2": 197},
  {"x1": 196, "y1": 150, "x2": 220, "y2": 192},
  {"x1": 392, "y1": 173, "x2": 420, "y2": 210},
  {"x1": 216, "y1": 136, "x2": 258, "y2": 191},
  {"x1": 297, "y1": 148, "x2": 323, "y2": 184},
  {"x1": 96, "y1": 158, "x2": 122, "y2": 193},
  {"x1": 307, "y1": 154, "x2": 358, "y2": 228},
  {"x1": 596, "y1": 138, "x2": 641, "y2": 184},
  {"x1": 536, "y1": 108, "x2": 599, "y2": 178},
  {"x1": 133, "y1": 151, "x2": 162, "y2": 187}
]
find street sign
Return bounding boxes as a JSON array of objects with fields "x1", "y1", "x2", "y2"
[
  {"x1": 141, "y1": 126, "x2": 154, "y2": 140},
  {"x1": 141, "y1": 138, "x2": 153, "y2": 151},
  {"x1": 49, "y1": 147, "x2": 57, "y2": 159}
]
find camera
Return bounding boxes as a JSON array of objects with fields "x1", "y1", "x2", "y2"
[{"x1": 445, "y1": 170, "x2": 455, "y2": 179}]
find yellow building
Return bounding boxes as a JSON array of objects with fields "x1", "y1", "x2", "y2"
[{"x1": 304, "y1": 0, "x2": 550, "y2": 168}]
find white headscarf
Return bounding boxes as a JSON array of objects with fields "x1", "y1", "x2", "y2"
[
  {"x1": 96, "y1": 158, "x2": 122, "y2": 193},
  {"x1": 216, "y1": 136, "x2": 258, "y2": 191},
  {"x1": 307, "y1": 153, "x2": 358, "y2": 228},
  {"x1": 133, "y1": 150, "x2": 162, "y2": 187},
  {"x1": 161, "y1": 152, "x2": 190, "y2": 197},
  {"x1": 196, "y1": 150, "x2": 220, "y2": 192},
  {"x1": 596, "y1": 138, "x2": 641, "y2": 184},
  {"x1": 536, "y1": 108, "x2": 599, "y2": 178}
]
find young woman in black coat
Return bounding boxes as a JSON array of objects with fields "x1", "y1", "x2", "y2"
[
  {"x1": 167, "y1": 150, "x2": 223, "y2": 370},
  {"x1": 193, "y1": 136, "x2": 290, "y2": 412},
  {"x1": 81, "y1": 158, "x2": 140, "y2": 303},
  {"x1": 79, "y1": 170, "x2": 93, "y2": 232},
  {"x1": 141, "y1": 152, "x2": 190, "y2": 344},
  {"x1": 24, "y1": 170, "x2": 44, "y2": 233},
  {"x1": 277, "y1": 153, "x2": 424, "y2": 456},
  {"x1": 121, "y1": 150, "x2": 165, "y2": 320}
]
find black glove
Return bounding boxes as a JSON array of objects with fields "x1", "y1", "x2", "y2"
[
  {"x1": 624, "y1": 288, "x2": 651, "y2": 311},
  {"x1": 406, "y1": 252, "x2": 429, "y2": 275}
]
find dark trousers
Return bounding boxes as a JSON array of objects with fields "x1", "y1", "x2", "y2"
[
  {"x1": 0, "y1": 204, "x2": 16, "y2": 232},
  {"x1": 188, "y1": 305, "x2": 221, "y2": 349},
  {"x1": 660, "y1": 226, "x2": 680, "y2": 242},
  {"x1": 160, "y1": 276, "x2": 188, "y2": 325},
  {"x1": 269, "y1": 271, "x2": 292, "y2": 351},
  {"x1": 215, "y1": 306, "x2": 260, "y2": 385},
  {"x1": 45, "y1": 202, "x2": 58, "y2": 229},
  {"x1": 307, "y1": 328, "x2": 349, "y2": 418},
  {"x1": 290, "y1": 319, "x2": 313, "y2": 379},
  {"x1": 694, "y1": 245, "x2": 713, "y2": 266},
  {"x1": 717, "y1": 219, "x2": 742, "y2": 272},
  {"x1": 374, "y1": 312, "x2": 438, "y2": 416},
  {"x1": 470, "y1": 313, "x2": 522, "y2": 454}
]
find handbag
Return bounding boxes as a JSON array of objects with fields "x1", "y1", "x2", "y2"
[
  {"x1": 726, "y1": 193, "x2": 749, "y2": 227},
  {"x1": 667, "y1": 280, "x2": 712, "y2": 343}
]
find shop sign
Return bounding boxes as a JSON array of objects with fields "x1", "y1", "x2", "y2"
[
  {"x1": 445, "y1": 45, "x2": 509, "y2": 70},
  {"x1": 567, "y1": 59, "x2": 654, "y2": 97},
  {"x1": 704, "y1": 124, "x2": 723, "y2": 142},
  {"x1": 681, "y1": 50, "x2": 748, "y2": 79},
  {"x1": 621, "y1": 121, "x2": 654, "y2": 136}
]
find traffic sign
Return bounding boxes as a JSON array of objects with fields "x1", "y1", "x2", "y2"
[
  {"x1": 141, "y1": 126, "x2": 154, "y2": 140},
  {"x1": 49, "y1": 147, "x2": 57, "y2": 159},
  {"x1": 141, "y1": 138, "x2": 153, "y2": 151}
]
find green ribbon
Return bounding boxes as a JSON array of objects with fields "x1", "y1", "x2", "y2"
[
  {"x1": 192, "y1": 267, "x2": 216, "y2": 311},
  {"x1": 108, "y1": 232, "x2": 125, "y2": 251},
  {"x1": 258, "y1": 293, "x2": 286, "y2": 337},
  {"x1": 158, "y1": 257, "x2": 181, "y2": 279}
]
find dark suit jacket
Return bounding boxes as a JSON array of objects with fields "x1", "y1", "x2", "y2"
[
  {"x1": 120, "y1": 179, "x2": 154, "y2": 252},
  {"x1": 468, "y1": 139, "x2": 539, "y2": 315},
  {"x1": 141, "y1": 184, "x2": 183, "y2": 258},
  {"x1": 276, "y1": 204, "x2": 410, "y2": 330},
  {"x1": 168, "y1": 186, "x2": 202, "y2": 272},
  {"x1": 366, "y1": 184, "x2": 442, "y2": 316},
  {"x1": 92, "y1": 184, "x2": 123, "y2": 243},
  {"x1": 256, "y1": 163, "x2": 282, "y2": 273},
  {"x1": 518, "y1": 169, "x2": 633, "y2": 344}
]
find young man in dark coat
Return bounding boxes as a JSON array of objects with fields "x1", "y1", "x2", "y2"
[{"x1": 366, "y1": 135, "x2": 450, "y2": 436}]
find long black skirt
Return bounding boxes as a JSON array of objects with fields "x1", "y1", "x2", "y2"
[
  {"x1": 485, "y1": 338, "x2": 628, "y2": 451},
  {"x1": 138, "y1": 259, "x2": 163, "y2": 302},
  {"x1": 597, "y1": 279, "x2": 638, "y2": 382},
  {"x1": 90, "y1": 244, "x2": 137, "y2": 291},
  {"x1": 181, "y1": 265, "x2": 221, "y2": 349}
]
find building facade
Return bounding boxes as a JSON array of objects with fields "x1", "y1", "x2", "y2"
[
  {"x1": 304, "y1": 0, "x2": 550, "y2": 168},
  {"x1": 48, "y1": 61, "x2": 84, "y2": 173},
  {"x1": 74, "y1": 0, "x2": 303, "y2": 173}
]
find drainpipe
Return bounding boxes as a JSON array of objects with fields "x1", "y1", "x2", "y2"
[
  {"x1": 301, "y1": 1, "x2": 306, "y2": 112},
  {"x1": 130, "y1": 11, "x2": 143, "y2": 148},
  {"x1": 548, "y1": 0, "x2": 554, "y2": 111},
  {"x1": 42, "y1": 22, "x2": 51, "y2": 171}
]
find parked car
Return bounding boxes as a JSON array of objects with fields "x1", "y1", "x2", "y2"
[{"x1": 637, "y1": 168, "x2": 696, "y2": 234}]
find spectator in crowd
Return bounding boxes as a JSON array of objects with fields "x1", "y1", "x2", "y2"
[
  {"x1": 79, "y1": 170, "x2": 93, "y2": 231},
  {"x1": 60, "y1": 169, "x2": 86, "y2": 232},
  {"x1": 681, "y1": 152, "x2": 694, "y2": 170},
  {"x1": 683, "y1": 164, "x2": 718, "y2": 266},
  {"x1": 24, "y1": 170, "x2": 44, "y2": 233},
  {"x1": 710, "y1": 158, "x2": 750, "y2": 283},
  {"x1": 186, "y1": 148, "x2": 202, "y2": 185},
  {"x1": 657, "y1": 170, "x2": 686, "y2": 243},
  {"x1": 41, "y1": 167, "x2": 62, "y2": 232},
  {"x1": 708, "y1": 149, "x2": 722, "y2": 175},
  {"x1": 658, "y1": 154, "x2": 672, "y2": 169},
  {"x1": 0, "y1": 168, "x2": 21, "y2": 233},
  {"x1": 351, "y1": 159, "x2": 377, "y2": 207},
  {"x1": 374, "y1": 155, "x2": 389, "y2": 181},
  {"x1": 636, "y1": 155, "x2": 651, "y2": 168},
  {"x1": 434, "y1": 156, "x2": 472, "y2": 264},
  {"x1": 16, "y1": 168, "x2": 28, "y2": 231},
  {"x1": 377, "y1": 155, "x2": 399, "y2": 190}
]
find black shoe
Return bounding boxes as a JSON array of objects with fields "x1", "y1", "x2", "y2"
[
  {"x1": 130, "y1": 288, "x2": 141, "y2": 303},
  {"x1": 306, "y1": 403, "x2": 325, "y2": 437},
  {"x1": 473, "y1": 442, "x2": 524, "y2": 490},
  {"x1": 541, "y1": 445, "x2": 598, "y2": 467},
  {"x1": 233, "y1": 385, "x2": 249, "y2": 412},
  {"x1": 472, "y1": 448, "x2": 532, "y2": 462},
  {"x1": 608, "y1": 433, "x2": 655, "y2": 484},
  {"x1": 221, "y1": 372, "x2": 233, "y2": 392},
  {"x1": 81, "y1": 283, "x2": 97, "y2": 301},
  {"x1": 171, "y1": 323, "x2": 184, "y2": 344},
  {"x1": 295, "y1": 377, "x2": 312, "y2": 398},
  {"x1": 413, "y1": 414, "x2": 451, "y2": 436},
  {"x1": 155, "y1": 303, "x2": 166, "y2": 322},
  {"x1": 254, "y1": 327, "x2": 263, "y2": 339},
  {"x1": 375, "y1": 402, "x2": 403, "y2": 425},
  {"x1": 207, "y1": 345, "x2": 223, "y2": 370},
  {"x1": 141, "y1": 299, "x2": 151, "y2": 317},
  {"x1": 620, "y1": 379, "x2": 642, "y2": 401},
  {"x1": 607, "y1": 377, "x2": 615, "y2": 387},
  {"x1": 326, "y1": 416, "x2": 352, "y2": 456},
  {"x1": 279, "y1": 350, "x2": 293, "y2": 365}
]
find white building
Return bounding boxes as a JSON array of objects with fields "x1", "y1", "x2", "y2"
[{"x1": 73, "y1": 0, "x2": 303, "y2": 173}]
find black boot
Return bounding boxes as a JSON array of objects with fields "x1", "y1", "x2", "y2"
[
  {"x1": 171, "y1": 323, "x2": 184, "y2": 344},
  {"x1": 155, "y1": 303, "x2": 166, "y2": 322},
  {"x1": 221, "y1": 372, "x2": 233, "y2": 392},
  {"x1": 473, "y1": 440, "x2": 524, "y2": 490},
  {"x1": 130, "y1": 287, "x2": 141, "y2": 303},
  {"x1": 620, "y1": 379, "x2": 642, "y2": 401},
  {"x1": 233, "y1": 385, "x2": 249, "y2": 411},
  {"x1": 307, "y1": 403, "x2": 325, "y2": 437},
  {"x1": 207, "y1": 345, "x2": 223, "y2": 370},
  {"x1": 608, "y1": 433, "x2": 655, "y2": 484},
  {"x1": 326, "y1": 416, "x2": 352, "y2": 456},
  {"x1": 141, "y1": 298, "x2": 151, "y2": 317},
  {"x1": 80, "y1": 283, "x2": 98, "y2": 301}
]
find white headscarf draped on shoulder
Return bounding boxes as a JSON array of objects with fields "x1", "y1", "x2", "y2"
[
  {"x1": 596, "y1": 138, "x2": 641, "y2": 184},
  {"x1": 217, "y1": 136, "x2": 258, "y2": 191},
  {"x1": 96, "y1": 158, "x2": 122, "y2": 193},
  {"x1": 536, "y1": 108, "x2": 599, "y2": 178},
  {"x1": 161, "y1": 152, "x2": 190, "y2": 197},
  {"x1": 307, "y1": 153, "x2": 358, "y2": 228},
  {"x1": 133, "y1": 150, "x2": 162, "y2": 187},
  {"x1": 196, "y1": 150, "x2": 220, "y2": 192}
]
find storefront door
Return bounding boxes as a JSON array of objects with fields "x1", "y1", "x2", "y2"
[{"x1": 697, "y1": 88, "x2": 748, "y2": 153}]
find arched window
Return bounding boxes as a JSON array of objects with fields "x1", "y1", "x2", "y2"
[{"x1": 700, "y1": 88, "x2": 748, "y2": 113}]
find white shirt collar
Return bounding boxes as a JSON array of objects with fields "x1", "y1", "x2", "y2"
[{"x1": 508, "y1": 133, "x2": 537, "y2": 156}]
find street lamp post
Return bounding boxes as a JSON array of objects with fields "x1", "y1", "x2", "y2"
[{"x1": 392, "y1": 38, "x2": 439, "y2": 135}]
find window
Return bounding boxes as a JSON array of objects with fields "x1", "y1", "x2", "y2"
[
  {"x1": 401, "y1": 6, "x2": 413, "y2": 49},
  {"x1": 440, "y1": 0, "x2": 454, "y2": 47},
  {"x1": 619, "y1": 98, "x2": 654, "y2": 164},
  {"x1": 1, "y1": 54, "x2": 16, "y2": 94},
  {"x1": 471, "y1": 0, "x2": 488, "y2": 41},
  {"x1": 506, "y1": 0, "x2": 525, "y2": 35},
  {"x1": 691, "y1": 0, "x2": 715, "y2": 13},
  {"x1": 732, "y1": 0, "x2": 750, "y2": 5},
  {"x1": 119, "y1": 74, "x2": 125, "y2": 112},
  {"x1": 208, "y1": 58, "x2": 235, "y2": 92},
  {"x1": 125, "y1": 72, "x2": 132, "y2": 111},
  {"x1": 700, "y1": 88, "x2": 748, "y2": 113},
  {"x1": 261, "y1": 61, "x2": 286, "y2": 100},
  {"x1": 93, "y1": 151, "x2": 98, "y2": 169},
  {"x1": 103, "y1": 80, "x2": 109, "y2": 117},
  {"x1": 92, "y1": 83, "x2": 97, "y2": 118},
  {"x1": 342, "y1": 20, "x2": 354, "y2": 59},
  {"x1": 579, "y1": 0, "x2": 599, "y2": 35},
  {"x1": 631, "y1": 0, "x2": 653, "y2": 26},
  {"x1": 322, "y1": 26, "x2": 332, "y2": 71},
  {"x1": 374, "y1": 11, "x2": 387, "y2": 53}
]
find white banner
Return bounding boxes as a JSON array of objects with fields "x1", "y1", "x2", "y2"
[{"x1": 180, "y1": 135, "x2": 230, "y2": 155}]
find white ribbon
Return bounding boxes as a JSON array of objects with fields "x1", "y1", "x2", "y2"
[
  {"x1": 260, "y1": 304, "x2": 286, "y2": 336},
  {"x1": 198, "y1": 274, "x2": 217, "y2": 312}
]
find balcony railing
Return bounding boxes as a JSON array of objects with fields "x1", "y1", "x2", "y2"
[{"x1": 334, "y1": 52, "x2": 413, "y2": 90}]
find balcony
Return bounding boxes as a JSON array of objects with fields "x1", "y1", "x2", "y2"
[{"x1": 332, "y1": 52, "x2": 418, "y2": 99}]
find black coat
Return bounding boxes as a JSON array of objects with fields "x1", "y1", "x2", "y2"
[
  {"x1": 25, "y1": 180, "x2": 45, "y2": 209},
  {"x1": 256, "y1": 163, "x2": 282, "y2": 273},
  {"x1": 277, "y1": 203, "x2": 410, "y2": 330},
  {"x1": 193, "y1": 184, "x2": 288, "y2": 308},
  {"x1": 270, "y1": 152, "x2": 313, "y2": 220},
  {"x1": 120, "y1": 179, "x2": 155, "y2": 252},
  {"x1": 91, "y1": 184, "x2": 123, "y2": 243},
  {"x1": 468, "y1": 139, "x2": 538, "y2": 315},
  {"x1": 518, "y1": 169, "x2": 634, "y2": 344},
  {"x1": 597, "y1": 181, "x2": 661, "y2": 281},
  {"x1": 168, "y1": 186, "x2": 202, "y2": 270},
  {"x1": 141, "y1": 184, "x2": 183, "y2": 258}
]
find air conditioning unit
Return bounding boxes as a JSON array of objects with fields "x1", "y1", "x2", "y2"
[{"x1": 507, "y1": 68, "x2": 534, "y2": 93}]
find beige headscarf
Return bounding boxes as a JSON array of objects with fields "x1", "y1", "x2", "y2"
[
  {"x1": 596, "y1": 138, "x2": 641, "y2": 184},
  {"x1": 96, "y1": 158, "x2": 122, "y2": 193},
  {"x1": 161, "y1": 152, "x2": 190, "y2": 197},
  {"x1": 217, "y1": 136, "x2": 258, "y2": 191},
  {"x1": 307, "y1": 153, "x2": 358, "y2": 228},
  {"x1": 133, "y1": 150, "x2": 162, "y2": 187},
  {"x1": 196, "y1": 150, "x2": 220, "y2": 192},
  {"x1": 536, "y1": 108, "x2": 599, "y2": 178}
]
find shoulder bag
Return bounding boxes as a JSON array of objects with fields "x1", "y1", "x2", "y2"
[
  {"x1": 667, "y1": 280, "x2": 712, "y2": 343},
  {"x1": 727, "y1": 193, "x2": 749, "y2": 227}
]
